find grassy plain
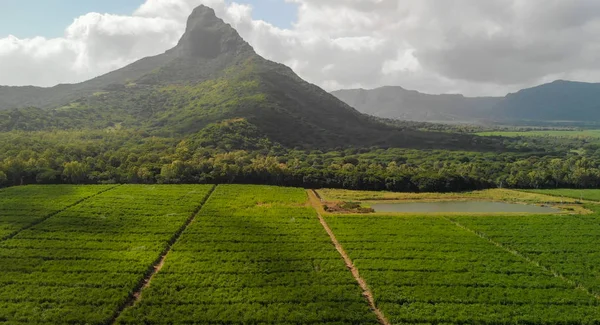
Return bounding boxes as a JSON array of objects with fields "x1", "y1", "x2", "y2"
[
  {"x1": 525, "y1": 189, "x2": 600, "y2": 202},
  {"x1": 476, "y1": 129, "x2": 600, "y2": 138}
]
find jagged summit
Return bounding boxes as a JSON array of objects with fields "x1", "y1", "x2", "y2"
[{"x1": 172, "y1": 5, "x2": 254, "y2": 59}]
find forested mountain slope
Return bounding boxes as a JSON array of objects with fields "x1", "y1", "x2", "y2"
[{"x1": 0, "y1": 5, "x2": 496, "y2": 150}]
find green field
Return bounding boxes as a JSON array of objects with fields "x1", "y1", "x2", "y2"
[
  {"x1": 525, "y1": 189, "x2": 600, "y2": 202},
  {"x1": 4, "y1": 185, "x2": 600, "y2": 323},
  {"x1": 326, "y1": 215, "x2": 600, "y2": 323},
  {"x1": 0, "y1": 184, "x2": 214, "y2": 324},
  {"x1": 476, "y1": 129, "x2": 600, "y2": 138},
  {"x1": 116, "y1": 185, "x2": 377, "y2": 324},
  {"x1": 0, "y1": 185, "x2": 114, "y2": 240}
]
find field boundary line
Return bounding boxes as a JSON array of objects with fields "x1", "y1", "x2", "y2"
[
  {"x1": 444, "y1": 217, "x2": 600, "y2": 301},
  {"x1": 308, "y1": 190, "x2": 391, "y2": 325},
  {"x1": 1, "y1": 184, "x2": 121, "y2": 242},
  {"x1": 109, "y1": 184, "x2": 218, "y2": 325}
]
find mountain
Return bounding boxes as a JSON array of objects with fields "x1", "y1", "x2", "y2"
[
  {"x1": 332, "y1": 86, "x2": 501, "y2": 123},
  {"x1": 493, "y1": 80, "x2": 600, "y2": 122},
  {"x1": 332, "y1": 81, "x2": 600, "y2": 124},
  {"x1": 0, "y1": 5, "x2": 498, "y2": 150}
]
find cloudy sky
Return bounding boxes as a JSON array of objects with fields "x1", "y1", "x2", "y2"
[{"x1": 1, "y1": 0, "x2": 599, "y2": 96}]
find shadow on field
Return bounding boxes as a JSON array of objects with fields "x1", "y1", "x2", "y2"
[
  {"x1": 0, "y1": 185, "x2": 84, "y2": 240},
  {"x1": 177, "y1": 185, "x2": 375, "y2": 324}
]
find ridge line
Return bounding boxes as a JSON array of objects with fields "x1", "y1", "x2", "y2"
[
  {"x1": 1, "y1": 184, "x2": 121, "y2": 242},
  {"x1": 308, "y1": 190, "x2": 391, "y2": 325},
  {"x1": 444, "y1": 217, "x2": 600, "y2": 301},
  {"x1": 109, "y1": 184, "x2": 218, "y2": 325}
]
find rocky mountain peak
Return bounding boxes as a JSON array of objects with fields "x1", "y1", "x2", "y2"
[{"x1": 173, "y1": 5, "x2": 254, "y2": 59}]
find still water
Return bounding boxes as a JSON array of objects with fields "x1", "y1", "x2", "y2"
[{"x1": 370, "y1": 201, "x2": 560, "y2": 214}]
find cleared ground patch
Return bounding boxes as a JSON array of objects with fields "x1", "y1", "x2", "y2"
[
  {"x1": 325, "y1": 215, "x2": 600, "y2": 324},
  {"x1": 0, "y1": 185, "x2": 213, "y2": 324}
]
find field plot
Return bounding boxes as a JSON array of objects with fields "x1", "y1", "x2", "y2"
[
  {"x1": 525, "y1": 189, "x2": 600, "y2": 202},
  {"x1": 454, "y1": 214, "x2": 600, "y2": 298},
  {"x1": 0, "y1": 185, "x2": 114, "y2": 240},
  {"x1": 117, "y1": 185, "x2": 378, "y2": 324},
  {"x1": 325, "y1": 215, "x2": 600, "y2": 324},
  {"x1": 0, "y1": 184, "x2": 214, "y2": 325}
]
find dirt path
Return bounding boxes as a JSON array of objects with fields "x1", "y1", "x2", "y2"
[
  {"x1": 308, "y1": 190, "x2": 391, "y2": 325},
  {"x1": 110, "y1": 184, "x2": 217, "y2": 324},
  {"x1": 445, "y1": 217, "x2": 600, "y2": 301}
]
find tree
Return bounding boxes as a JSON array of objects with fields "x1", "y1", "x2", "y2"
[
  {"x1": 63, "y1": 161, "x2": 89, "y2": 184},
  {"x1": 0, "y1": 171, "x2": 7, "y2": 186},
  {"x1": 136, "y1": 167, "x2": 155, "y2": 184}
]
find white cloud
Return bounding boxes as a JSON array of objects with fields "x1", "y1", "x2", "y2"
[{"x1": 1, "y1": 0, "x2": 600, "y2": 96}]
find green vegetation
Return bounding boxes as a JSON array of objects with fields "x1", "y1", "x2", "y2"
[
  {"x1": 326, "y1": 215, "x2": 600, "y2": 323},
  {"x1": 0, "y1": 185, "x2": 113, "y2": 239},
  {"x1": 4, "y1": 184, "x2": 600, "y2": 323},
  {"x1": 116, "y1": 185, "x2": 377, "y2": 324},
  {"x1": 477, "y1": 129, "x2": 600, "y2": 138},
  {"x1": 0, "y1": 55, "x2": 495, "y2": 150},
  {"x1": 454, "y1": 214, "x2": 600, "y2": 296},
  {"x1": 525, "y1": 189, "x2": 600, "y2": 202},
  {"x1": 4, "y1": 127, "x2": 600, "y2": 192},
  {"x1": 0, "y1": 184, "x2": 213, "y2": 324}
]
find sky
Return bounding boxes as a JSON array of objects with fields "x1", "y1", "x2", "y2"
[
  {"x1": 0, "y1": 0, "x2": 599, "y2": 96},
  {"x1": 0, "y1": 0, "x2": 297, "y2": 38}
]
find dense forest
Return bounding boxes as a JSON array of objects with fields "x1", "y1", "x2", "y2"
[{"x1": 2, "y1": 119, "x2": 600, "y2": 192}]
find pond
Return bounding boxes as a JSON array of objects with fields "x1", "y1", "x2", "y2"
[{"x1": 370, "y1": 201, "x2": 560, "y2": 214}]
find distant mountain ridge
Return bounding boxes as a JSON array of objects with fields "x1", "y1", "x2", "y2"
[
  {"x1": 495, "y1": 80, "x2": 600, "y2": 122},
  {"x1": 0, "y1": 5, "x2": 493, "y2": 151},
  {"x1": 332, "y1": 86, "x2": 501, "y2": 123},
  {"x1": 332, "y1": 80, "x2": 600, "y2": 124}
]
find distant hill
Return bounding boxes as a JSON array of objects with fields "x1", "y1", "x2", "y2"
[
  {"x1": 332, "y1": 86, "x2": 501, "y2": 123},
  {"x1": 0, "y1": 5, "x2": 495, "y2": 150},
  {"x1": 332, "y1": 81, "x2": 600, "y2": 124},
  {"x1": 493, "y1": 80, "x2": 600, "y2": 122}
]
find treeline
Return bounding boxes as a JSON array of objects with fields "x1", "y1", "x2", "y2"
[{"x1": 2, "y1": 128, "x2": 600, "y2": 192}]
